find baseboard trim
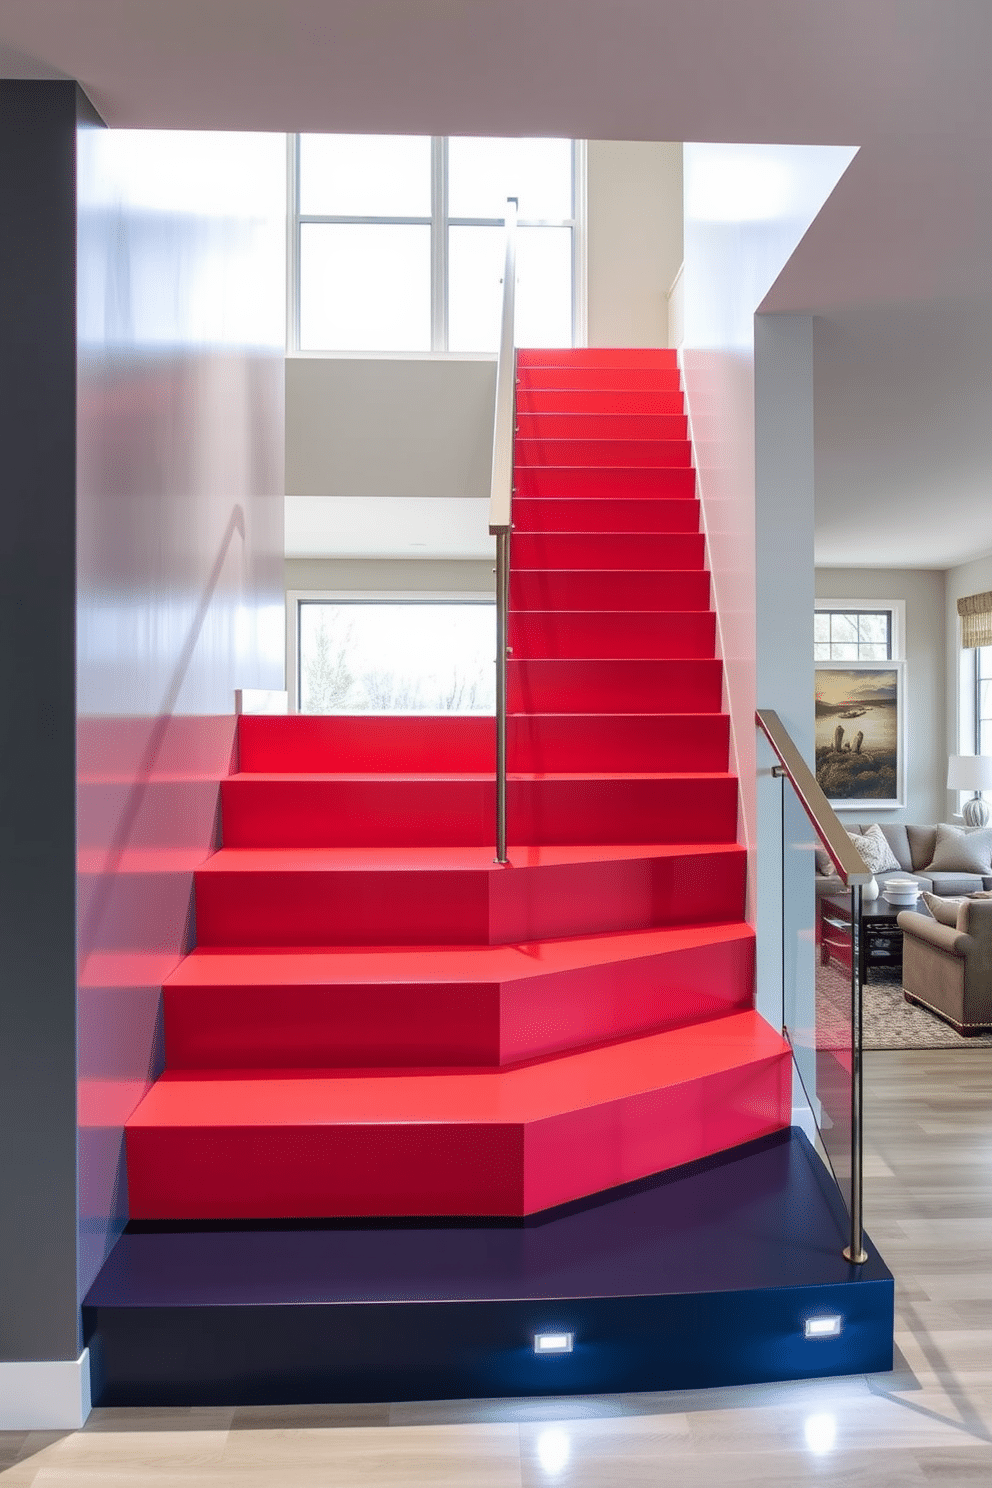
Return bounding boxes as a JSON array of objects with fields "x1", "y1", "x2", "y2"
[{"x1": 0, "y1": 1350, "x2": 91, "y2": 1429}]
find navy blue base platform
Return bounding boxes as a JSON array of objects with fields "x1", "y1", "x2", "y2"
[{"x1": 83, "y1": 1128, "x2": 893, "y2": 1406}]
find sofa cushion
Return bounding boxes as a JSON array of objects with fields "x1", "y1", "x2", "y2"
[
  {"x1": 878, "y1": 868, "x2": 933, "y2": 893},
  {"x1": 921, "y1": 891, "x2": 964, "y2": 927},
  {"x1": 875, "y1": 822, "x2": 913, "y2": 870},
  {"x1": 926, "y1": 871, "x2": 986, "y2": 897},
  {"x1": 906, "y1": 824, "x2": 938, "y2": 871},
  {"x1": 848, "y1": 828, "x2": 898, "y2": 875},
  {"x1": 924, "y1": 823, "x2": 992, "y2": 876}
]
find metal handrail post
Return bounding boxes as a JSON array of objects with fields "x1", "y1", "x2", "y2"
[
  {"x1": 489, "y1": 199, "x2": 517, "y2": 865},
  {"x1": 494, "y1": 529, "x2": 510, "y2": 863},
  {"x1": 845, "y1": 880, "x2": 868, "y2": 1264}
]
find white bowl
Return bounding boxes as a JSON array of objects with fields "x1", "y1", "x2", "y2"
[{"x1": 883, "y1": 877, "x2": 919, "y2": 903}]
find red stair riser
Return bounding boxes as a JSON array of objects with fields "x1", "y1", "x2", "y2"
[
  {"x1": 501, "y1": 933, "x2": 756, "y2": 1065},
  {"x1": 517, "y1": 348, "x2": 678, "y2": 368},
  {"x1": 126, "y1": 1122, "x2": 527, "y2": 1220},
  {"x1": 240, "y1": 712, "x2": 731, "y2": 775},
  {"x1": 507, "y1": 659, "x2": 724, "y2": 714},
  {"x1": 515, "y1": 413, "x2": 688, "y2": 441},
  {"x1": 522, "y1": 1055, "x2": 791, "y2": 1213},
  {"x1": 165, "y1": 979, "x2": 502, "y2": 1069},
  {"x1": 517, "y1": 366, "x2": 681, "y2": 392},
  {"x1": 512, "y1": 497, "x2": 699, "y2": 534},
  {"x1": 514, "y1": 467, "x2": 695, "y2": 498},
  {"x1": 219, "y1": 775, "x2": 739, "y2": 848},
  {"x1": 514, "y1": 438, "x2": 691, "y2": 470},
  {"x1": 516, "y1": 389, "x2": 684, "y2": 416},
  {"x1": 508, "y1": 610, "x2": 716, "y2": 660},
  {"x1": 508, "y1": 714, "x2": 730, "y2": 773},
  {"x1": 512, "y1": 533, "x2": 705, "y2": 571},
  {"x1": 193, "y1": 847, "x2": 747, "y2": 946},
  {"x1": 239, "y1": 714, "x2": 494, "y2": 774},
  {"x1": 510, "y1": 569, "x2": 710, "y2": 612},
  {"x1": 163, "y1": 931, "x2": 755, "y2": 1070}
]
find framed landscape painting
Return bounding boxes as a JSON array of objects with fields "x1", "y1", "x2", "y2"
[{"x1": 814, "y1": 662, "x2": 905, "y2": 809}]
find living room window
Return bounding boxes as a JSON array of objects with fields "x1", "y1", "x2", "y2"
[
  {"x1": 976, "y1": 646, "x2": 992, "y2": 756},
  {"x1": 814, "y1": 608, "x2": 893, "y2": 662},
  {"x1": 291, "y1": 134, "x2": 580, "y2": 353}
]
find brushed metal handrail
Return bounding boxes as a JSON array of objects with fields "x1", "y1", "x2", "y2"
[{"x1": 490, "y1": 198, "x2": 518, "y2": 865}]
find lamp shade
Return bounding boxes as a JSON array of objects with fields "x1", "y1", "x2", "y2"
[{"x1": 947, "y1": 755, "x2": 992, "y2": 791}]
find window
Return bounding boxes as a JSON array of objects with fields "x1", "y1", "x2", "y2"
[
  {"x1": 292, "y1": 135, "x2": 579, "y2": 353},
  {"x1": 814, "y1": 609, "x2": 893, "y2": 662},
  {"x1": 294, "y1": 598, "x2": 496, "y2": 714},
  {"x1": 976, "y1": 646, "x2": 992, "y2": 756}
]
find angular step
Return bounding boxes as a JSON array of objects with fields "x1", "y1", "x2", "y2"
[
  {"x1": 239, "y1": 713, "x2": 495, "y2": 775},
  {"x1": 514, "y1": 438, "x2": 691, "y2": 469},
  {"x1": 509, "y1": 610, "x2": 716, "y2": 659},
  {"x1": 510, "y1": 568, "x2": 710, "y2": 612},
  {"x1": 239, "y1": 712, "x2": 730, "y2": 776},
  {"x1": 515, "y1": 412, "x2": 688, "y2": 441},
  {"x1": 514, "y1": 466, "x2": 695, "y2": 498},
  {"x1": 512, "y1": 496, "x2": 699, "y2": 534},
  {"x1": 508, "y1": 658, "x2": 724, "y2": 714},
  {"x1": 517, "y1": 366, "x2": 681, "y2": 393},
  {"x1": 512, "y1": 532, "x2": 705, "y2": 571},
  {"x1": 517, "y1": 348, "x2": 678, "y2": 369},
  {"x1": 220, "y1": 773, "x2": 739, "y2": 848},
  {"x1": 509, "y1": 713, "x2": 730, "y2": 773},
  {"x1": 125, "y1": 1010, "x2": 791, "y2": 1219},
  {"x1": 163, "y1": 923, "x2": 756, "y2": 1070},
  {"x1": 193, "y1": 842, "x2": 748, "y2": 946},
  {"x1": 516, "y1": 388, "x2": 685, "y2": 416}
]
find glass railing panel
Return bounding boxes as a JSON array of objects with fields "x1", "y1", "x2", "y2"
[{"x1": 780, "y1": 799, "x2": 854, "y2": 1218}]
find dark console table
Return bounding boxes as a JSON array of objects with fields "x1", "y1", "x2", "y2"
[{"x1": 820, "y1": 891, "x2": 926, "y2": 983}]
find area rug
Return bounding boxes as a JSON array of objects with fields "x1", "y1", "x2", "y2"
[{"x1": 816, "y1": 960, "x2": 992, "y2": 1050}]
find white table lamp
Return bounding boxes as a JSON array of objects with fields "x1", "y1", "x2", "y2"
[{"x1": 947, "y1": 754, "x2": 992, "y2": 826}]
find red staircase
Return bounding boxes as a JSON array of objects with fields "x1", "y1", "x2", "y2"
[{"x1": 125, "y1": 347, "x2": 791, "y2": 1221}]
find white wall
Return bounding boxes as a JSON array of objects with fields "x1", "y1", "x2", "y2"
[
  {"x1": 680, "y1": 141, "x2": 856, "y2": 1030},
  {"x1": 815, "y1": 568, "x2": 946, "y2": 825},
  {"x1": 586, "y1": 140, "x2": 682, "y2": 348}
]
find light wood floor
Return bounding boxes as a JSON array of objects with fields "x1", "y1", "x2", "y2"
[{"x1": 3, "y1": 1048, "x2": 991, "y2": 1485}]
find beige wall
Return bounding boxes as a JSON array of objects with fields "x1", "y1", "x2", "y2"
[
  {"x1": 586, "y1": 140, "x2": 682, "y2": 348},
  {"x1": 815, "y1": 567, "x2": 947, "y2": 824},
  {"x1": 285, "y1": 557, "x2": 494, "y2": 594}
]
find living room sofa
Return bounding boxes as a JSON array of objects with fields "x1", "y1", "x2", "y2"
[
  {"x1": 815, "y1": 822, "x2": 992, "y2": 901},
  {"x1": 897, "y1": 896, "x2": 992, "y2": 1034}
]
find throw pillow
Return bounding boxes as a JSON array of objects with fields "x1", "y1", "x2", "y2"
[
  {"x1": 848, "y1": 829, "x2": 897, "y2": 876},
  {"x1": 921, "y1": 891, "x2": 964, "y2": 927},
  {"x1": 863, "y1": 824, "x2": 900, "y2": 872},
  {"x1": 924, "y1": 823, "x2": 992, "y2": 876},
  {"x1": 814, "y1": 846, "x2": 834, "y2": 875}
]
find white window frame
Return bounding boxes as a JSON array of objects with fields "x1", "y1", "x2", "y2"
[
  {"x1": 814, "y1": 598, "x2": 904, "y2": 662},
  {"x1": 287, "y1": 589, "x2": 497, "y2": 713},
  {"x1": 287, "y1": 135, "x2": 587, "y2": 357}
]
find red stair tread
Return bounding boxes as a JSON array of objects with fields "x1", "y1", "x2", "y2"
[
  {"x1": 195, "y1": 841, "x2": 740, "y2": 872},
  {"x1": 129, "y1": 1010, "x2": 784, "y2": 1127},
  {"x1": 167, "y1": 922, "x2": 755, "y2": 988}
]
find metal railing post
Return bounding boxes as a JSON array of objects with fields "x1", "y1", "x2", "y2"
[
  {"x1": 844, "y1": 880, "x2": 868, "y2": 1264},
  {"x1": 489, "y1": 198, "x2": 517, "y2": 866}
]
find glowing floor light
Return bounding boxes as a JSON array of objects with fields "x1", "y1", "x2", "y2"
[
  {"x1": 804, "y1": 1314, "x2": 843, "y2": 1339},
  {"x1": 533, "y1": 1331, "x2": 574, "y2": 1354},
  {"x1": 536, "y1": 1428, "x2": 571, "y2": 1474}
]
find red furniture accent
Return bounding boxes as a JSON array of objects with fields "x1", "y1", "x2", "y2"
[{"x1": 125, "y1": 347, "x2": 790, "y2": 1220}]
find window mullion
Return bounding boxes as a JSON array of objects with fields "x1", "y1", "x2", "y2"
[{"x1": 431, "y1": 136, "x2": 448, "y2": 351}]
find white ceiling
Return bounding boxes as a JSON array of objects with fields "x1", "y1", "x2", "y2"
[{"x1": 5, "y1": 0, "x2": 992, "y2": 569}]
